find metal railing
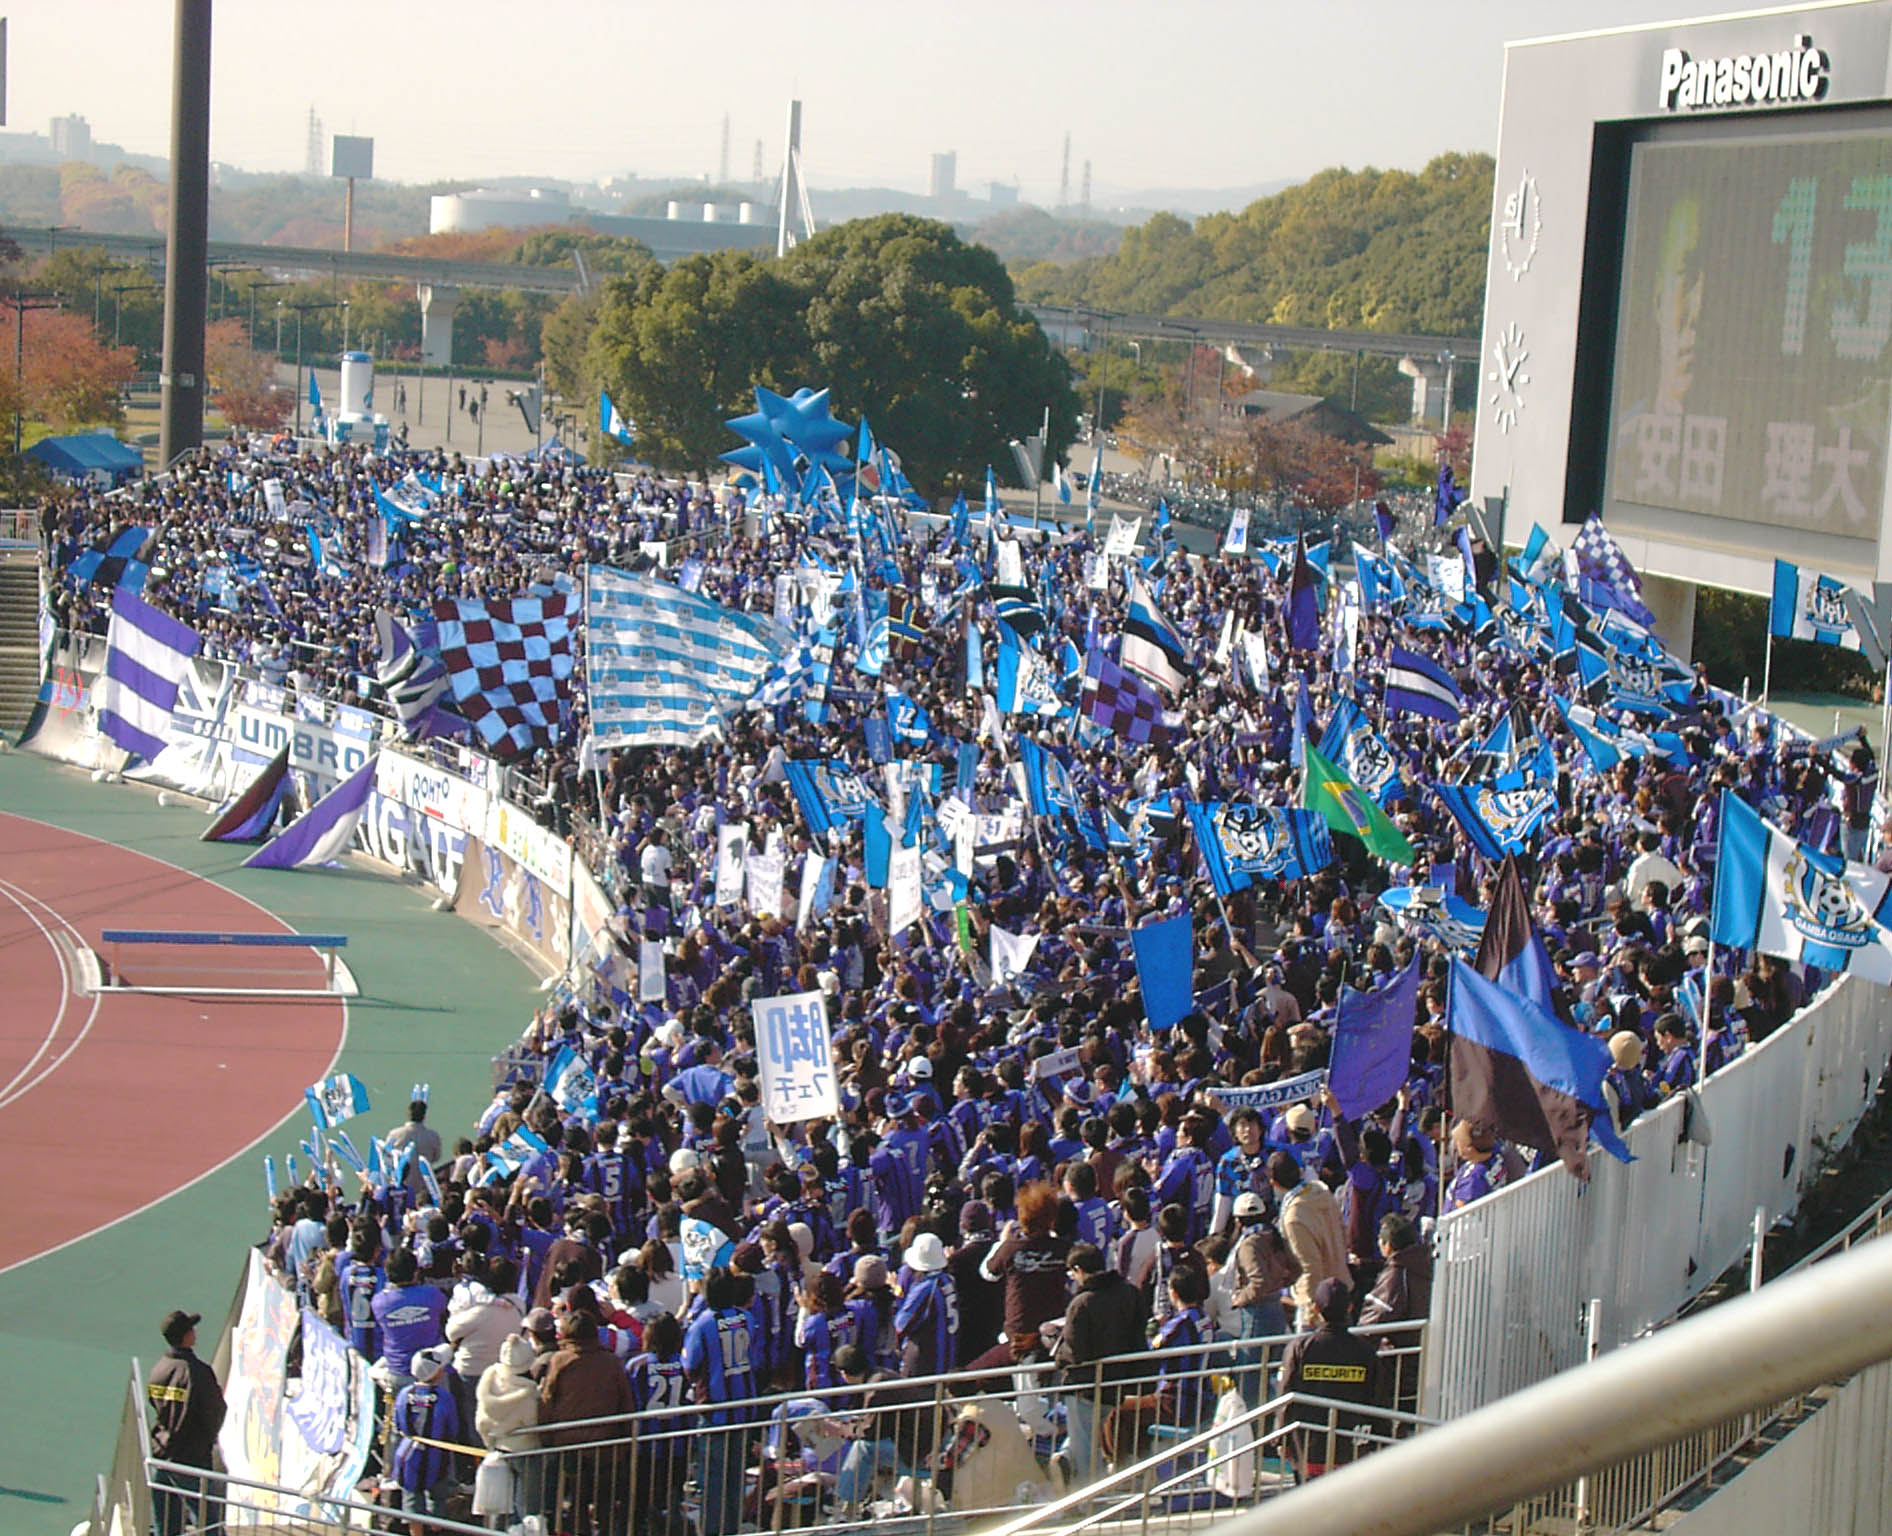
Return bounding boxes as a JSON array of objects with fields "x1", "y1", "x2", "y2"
[
  {"x1": 96, "y1": 1315, "x2": 1425, "y2": 1536},
  {"x1": 1425, "y1": 969, "x2": 1892, "y2": 1421}
]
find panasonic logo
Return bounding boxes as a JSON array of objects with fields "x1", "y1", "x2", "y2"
[{"x1": 1659, "y1": 35, "x2": 1828, "y2": 111}]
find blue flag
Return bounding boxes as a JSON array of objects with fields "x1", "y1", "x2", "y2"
[
  {"x1": 244, "y1": 755, "x2": 380, "y2": 870},
  {"x1": 1328, "y1": 954, "x2": 1422, "y2": 1118},
  {"x1": 304, "y1": 1072, "x2": 371, "y2": 1130},
  {"x1": 1183, "y1": 800, "x2": 1333, "y2": 895},
  {"x1": 1448, "y1": 958, "x2": 1631, "y2": 1176},
  {"x1": 783, "y1": 759, "x2": 874, "y2": 837},
  {"x1": 1430, "y1": 779, "x2": 1558, "y2": 861},
  {"x1": 1320, "y1": 699, "x2": 1403, "y2": 808},
  {"x1": 600, "y1": 389, "x2": 637, "y2": 447},
  {"x1": 1286, "y1": 537, "x2": 1322, "y2": 651},
  {"x1": 1131, "y1": 914, "x2": 1195, "y2": 1032}
]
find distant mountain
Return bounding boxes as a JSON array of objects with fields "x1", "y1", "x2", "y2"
[{"x1": 1099, "y1": 179, "x2": 1301, "y2": 218}]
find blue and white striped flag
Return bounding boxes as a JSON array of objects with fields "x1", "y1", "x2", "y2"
[
  {"x1": 486, "y1": 1125, "x2": 551, "y2": 1180},
  {"x1": 600, "y1": 389, "x2": 636, "y2": 447},
  {"x1": 1383, "y1": 646, "x2": 1463, "y2": 722},
  {"x1": 586, "y1": 565, "x2": 794, "y2": 749},
  {"x1": 98, "y1": 589, "x2": 202, "y2": 761},
  {"x1": 303, "y1": 1071, "x2": 371, "y2": 1129},
  {"x1": 1770, "y1": 559, "x2": 1861, "y2": 651},
  {"x1": 1711, "y1": 790, "x2": 1892, "y2": 980},
  {"x1": 244, "y1": 754, "x2": 379, "y2": 869}
]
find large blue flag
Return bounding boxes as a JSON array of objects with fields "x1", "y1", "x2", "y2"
[
  {"x1": 1020, "y1": 737, "x2": 1082, "y2": 823},
  {"x1": 1320, "y1": 698, "x2": 1404, "y2": 808},
  {"x1": 202, "y1": 745, "x2": 292, "y2": 843},
  {"x1": 1328, "y1": 954, "x2": 1422, "y2": 1118},
  {"x1": 1131, "y1": 914, "x2": 1195, "y2": 1032},
  {"x1": 1384, "y1": 646, "x2": 1464, "y2": 722},
  {"x1": 1286, "y1": 536, "x2": 1323, "y2": 651},
  {"x1": 1430, "y1": 779, "x2": 1558, "y2": 861},
  {"x1": 996, "y1": 623, "x2": 1069, "y2": 718},
  {"x1": 1448, "y1": 957, "x2": 1630, "y2": 1177},
  {"x1": 1183, "y1": 800, "x2": 1333, "y2": 895},
  {"x1": 783, "y1": 759, "x2": 875, "y2": 837},
  {"x1": 1711, "y1": 790, "x2": 1892, "y2": 980},
  {"x1": 305, "y1": 1072, "x2": 370, "y2": 1130}
]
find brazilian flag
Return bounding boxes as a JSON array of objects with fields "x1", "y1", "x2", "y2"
[{"x1": 1303, "y1": 743, "x2": 1416, "y2": 865}]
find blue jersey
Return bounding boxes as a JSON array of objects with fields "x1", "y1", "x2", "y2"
[
  {"x1": 893, "y1": 1271, "x2": 958, "y2": 1379},
  {"x1": 1072, "y1": 1196, "x2": 1115, "y2": 1253},
  {"x1": 882, "y1": 1129, "x2": 932, "y2": 1225},
  {"x1": 391, "y1": 1378, "x2": 460, "y2": 1493},
  {"x1": 683, "y1": 1306, "x2": 758, "y2": 1424},
  {"x1": 337, "y1": 1256, "x2": 383, "y2": 1358},
  {"x1": 796, "y1": 1306, "x2": 859, "y2": 1391},
  {"x1": 1215, "y1": 1146, "x2": 1271, "y2": 1205},
  {"x1": 372, "y1": 1283, "x2": 446, "y2": 1376},
  {"x1": 583, "y1": 1149, "x2": 639, "y2": 1235},
  {"x1": 1154, "y1": 1147, "x2": 1214, "y2": 1241},
  {"x1": 626, "y1": 1352, "x2": 690, "y2": 1447}
]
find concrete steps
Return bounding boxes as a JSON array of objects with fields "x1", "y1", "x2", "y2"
[{"x1": 0, "y1": 552, "x2": 42, "y2": 739}]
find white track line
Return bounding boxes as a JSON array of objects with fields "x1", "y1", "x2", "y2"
[
  {"x1": 0, "y1": 878, "x2": 73, "y2": 1100},
  {"x1": 0, "y1": 877, "x2": 101, "y2": 1110},
  {"x1": 0, "y1": 805, "x2": 353, "y2": 1278}
]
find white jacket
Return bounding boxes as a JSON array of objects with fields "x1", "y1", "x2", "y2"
[
  {"x1": 476, "y1": 1335, "x2": 542, "y2": 1452},
  {"x1": 447, "y1": 1285, "x2": 525, "y2": 1382}
]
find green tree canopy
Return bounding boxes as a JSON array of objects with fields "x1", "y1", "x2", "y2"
[{"x1": 587, "y1": 214, "x2": 1077, "y2": 489}]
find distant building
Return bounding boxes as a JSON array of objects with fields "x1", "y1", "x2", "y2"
[
  {"x1": 929, "y1": 152, "x2": 957, "y2": 201},
  {"x1": 49, "y1": 115, "x2": 92, "y2": 161},
  {"x1": 1228, "y1": 389, "x2": 1392, "y2": 448},
  {"x1": 429, "y1": 186, "x2": 572, "y2": 234},
  {"x1": 988, "y1": 181, "x2": 1019, "y2": 207}
]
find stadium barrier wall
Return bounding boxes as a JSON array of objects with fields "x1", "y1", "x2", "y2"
[
  {"x1": 19, "y1": 632, "x2": 613, "y2": 981},
  {"x1": 1423, "y1": 971, "x2": 1892, "y2": 1420}
]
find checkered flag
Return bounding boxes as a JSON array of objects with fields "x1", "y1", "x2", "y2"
[
  {"x1": 433, "y1": 591, "x2": 576, "y2": 757},
  {"x1": 1571, "y1": 516, "x2": 1656, "y2": 627},
  {"x1": 1082, "y1": 647, "x2": 1179, "y2": 746}
]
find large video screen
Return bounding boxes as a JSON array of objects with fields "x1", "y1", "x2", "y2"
[{"x1": 1605, "y1": 126, "x2": 1892, "y2": 540}]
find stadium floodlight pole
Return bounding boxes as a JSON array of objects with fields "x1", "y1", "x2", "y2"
[{"x1": 158, "y1": 0, "x2": 212, "y2": 470}]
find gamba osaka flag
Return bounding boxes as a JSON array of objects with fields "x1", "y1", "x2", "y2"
[
  {"x1": 587, "y1": 564, "x2": 794, "y2": 749},
  {"x1": 1711, "y1": 790, "x2": 1892, "y2": 980},
  {"x1": 1430, "y1": 779, "x2": 1558, "y2": 861},
  {"x1": 1183, "y1": 800, "x2": 1333, "y2": 895},
  {"x1": 1770, "y1": 559, "x2": 1861, "y2": 651}
]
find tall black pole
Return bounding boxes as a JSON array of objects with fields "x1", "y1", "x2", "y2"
[{"x1": 158, "y1": 0, "x2": 212, "y2": 470}]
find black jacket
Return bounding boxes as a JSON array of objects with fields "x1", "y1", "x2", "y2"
[
  {"x1": 148, "y1": 1346, "x2": 226, "y2": 1468},
  {"x1": 1056, "y1": 1270, "x2": 1145, "y2": 1386}
]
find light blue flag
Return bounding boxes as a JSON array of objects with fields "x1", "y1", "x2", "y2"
[
  {"x1": 1430, "y1": 780, "x2": 1558, "y2": 861},
  {"x1": 264, "y1": 1154, "x2": 278, "y2": 1202},
  {"x1": 1770, "y1": 558, "x2": 1860, "y2": 650},
  {"x1": 1183, "y1": 801, "x2": 1333, "y2": 895},
  {"x1": 995, "y1": 625, "x2": 1069, "y2": 718},
  {"x1": 303, "y1": 1071, "x2": 371, "y2": 1130},
  {"x1": 487, "y1": 1125, "x2": 551, "y2": 1179},
  {"x1": 601, "y1": 389, "x2": 637, "y2": 447},
  {"x1": 1710, "y1": 790, "x2": 1892, "y2": 980}
]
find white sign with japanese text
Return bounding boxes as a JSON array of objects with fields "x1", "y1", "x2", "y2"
[{"x1": 752, "y1": 989, "x2": 838, "y2": 1123}]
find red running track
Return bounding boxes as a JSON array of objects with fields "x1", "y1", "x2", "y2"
[{"x1": 0, "y1": 811, "x2": 345, "y2": 1272}]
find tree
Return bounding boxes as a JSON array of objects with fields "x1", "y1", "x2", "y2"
[
  {"x1": 203, "y1": 317, "x2": 287, "y2": 430},
  {"x1": 17, "y1": 310, "x2": 136, "y2": 429}
]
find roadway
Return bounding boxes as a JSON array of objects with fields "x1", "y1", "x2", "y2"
[{"x1": 13, "y1": 227, "x2": 1479, "y2": 359}]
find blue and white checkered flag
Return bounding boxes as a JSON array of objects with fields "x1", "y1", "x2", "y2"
[{"x1": 303, "y1": 1072, "x2": 371, "y2": 1130}]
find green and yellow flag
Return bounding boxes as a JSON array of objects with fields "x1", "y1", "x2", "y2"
[{"x1": 1303, "y1": 742, "x2": 1416, "y2": 865}]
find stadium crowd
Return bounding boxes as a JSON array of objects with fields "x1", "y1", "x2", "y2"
[{"x1": 48, "y1": 429, "x2": 1879, "y2": 1532}]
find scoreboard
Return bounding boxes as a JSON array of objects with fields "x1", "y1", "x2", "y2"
[{"x1": 1473, "y1": 4, "x2": 1892, "y2": 600}]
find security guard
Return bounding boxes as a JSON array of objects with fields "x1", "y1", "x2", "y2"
[{"x1": 1274, "y1": 1278, "x2": 1386, "y2": 1478}]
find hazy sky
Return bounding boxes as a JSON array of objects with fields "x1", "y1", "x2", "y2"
[{"x1": 21, "y1": 1, "x2": 1728, "y2": 202}]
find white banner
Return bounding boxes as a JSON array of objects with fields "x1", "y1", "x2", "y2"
[
  {"x1": 715, "y1": 822, "x2": 748, "y2": 907},
  {"x1": 639, "y1": 937, "x2": 667, "y2": 1002},
  {"x1": 745, "y1": 845, "x2": 786, "y2": 918},
  {"x1": 888, "y1": 843, "x2": 922, "y2": 936},
  {"x1": 1104, "y1": 515, "x2": 1142, "y2": 558},
  {"x1": 1224, "y1": 504, "x2": 1252, "y2": 555},
  {"x1": 752, "y1": 988, "x2": 838, "y2": 1123},
  {"x1": 797, "y1": 853, "x2": 834, "y2": 931}
]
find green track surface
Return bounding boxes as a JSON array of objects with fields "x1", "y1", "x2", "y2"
[{"x1": 0, "y1": 749, "x2": 540, "y2": 1535}]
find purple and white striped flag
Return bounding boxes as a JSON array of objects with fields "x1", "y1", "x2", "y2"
[{"x1": 98, "y1": 589, "x2": 201, "y2": 762}]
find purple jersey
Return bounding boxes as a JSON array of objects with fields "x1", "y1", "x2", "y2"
[{"x1": 372, "y1": 1282, "x2": 447, "y2": 1375}]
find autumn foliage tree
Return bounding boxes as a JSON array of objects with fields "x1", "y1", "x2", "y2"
[
  {"x1": 11, "y1": 310, "x2": 137, "y2": 430},
  {"x1": 204, "y1": 318, "x2": 288, "y2": 430}
]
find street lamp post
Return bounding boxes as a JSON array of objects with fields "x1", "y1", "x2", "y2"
[
  {"x1": 248, "y1": 279, "x2": 288, "y2": 347},
  {"x1": 111, "y1": 282, "x2": 154, "y2": 348},
  {"x1": 283, "y1": 300, "x2": 340, "y2": 436}
]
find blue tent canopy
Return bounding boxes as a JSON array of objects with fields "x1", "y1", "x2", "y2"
[{"x1": 26, "y1": 432, "x2": 144, "y2": 485}]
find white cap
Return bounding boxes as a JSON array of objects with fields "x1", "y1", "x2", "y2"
[
  {"x1": 907, "y1": 1057, "x2": 933, "y2": 1080},
  {"x1": 905, "y1": 1232, "x2": 949, "y2": 1273},
  {"x1": 668, "y1": 1148, "x2": 701, "y2": 1174},
  {"x1": 1232, "y1": 1192, "x2": 1266, "y2": 1219}
]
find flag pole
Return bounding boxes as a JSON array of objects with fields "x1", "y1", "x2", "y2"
[
  {"x1": 1760, "y1": 631, "x2": 1774, "y2": 705},
  {"x1": 1697, "y1": 937, "x2": 1715, "y2": 1090}
]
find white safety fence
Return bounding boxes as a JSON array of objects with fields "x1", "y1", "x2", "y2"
[
  {"x1": 1424, "y1": 972, "x2": 1892, "y2": 1420},
  {"x1": 1663, "y1": 1357, "x2": 1892, "y2": 1536}
]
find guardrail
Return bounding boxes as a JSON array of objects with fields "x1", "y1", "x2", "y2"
[
  {"x1": 91, "y1": 1293, "x2": 1427, "y2": 1536},
  {"x1": 1424, "y1": 969, "x2": 1892, "y2": 1422}
]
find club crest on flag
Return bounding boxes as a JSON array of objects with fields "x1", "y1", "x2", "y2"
[
  {"x1": 1215, "y1": 802, "x2": 1283, "y2": 866},
  {"x1": 1782, "y1": 846, "x2": 1879, "y2": 951},
  {"x1": 813, "y1": 761, "x2": 869, "y2": 818},
  {"x1": 1479, "y1": 785, "x2": 1558, "y2": 840}
]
